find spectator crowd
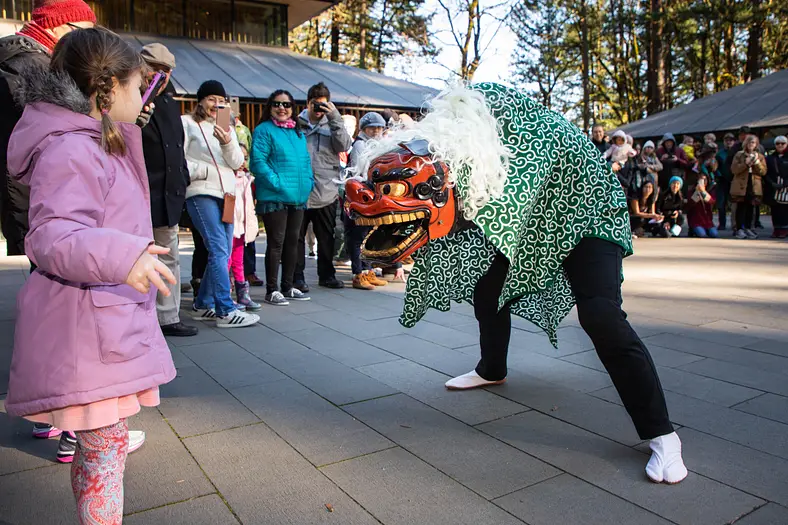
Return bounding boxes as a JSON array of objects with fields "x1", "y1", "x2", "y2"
[{"x1": 592, "y1": 124, "x2": 788, "y2": 240}]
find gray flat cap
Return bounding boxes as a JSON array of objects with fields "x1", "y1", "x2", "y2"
[{"x1": 141, "y1": 43, "x2": 176, "y2": 69}]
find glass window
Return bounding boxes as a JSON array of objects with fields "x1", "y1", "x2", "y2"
[
  {"x1": 235, "y1": 1, "x2": 287, "y2": 46},
  {"x1": 1, "y1": 0, "x2": 33, "y2": 21}
]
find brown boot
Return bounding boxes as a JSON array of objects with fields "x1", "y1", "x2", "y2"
[
  {"x1": 365, "y1": 270, "x2": 387, "y2": 287},
  {"x1": 353, "y1": 273, "x2": 375, "y2": 290}
]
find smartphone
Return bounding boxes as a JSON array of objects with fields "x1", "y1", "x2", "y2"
[
  {"x1": 216, "y1": 105, "x2": 231, "y2": 132},
  {"x1": 141, "y1": 72, "x2": 164, "y2": 108}
]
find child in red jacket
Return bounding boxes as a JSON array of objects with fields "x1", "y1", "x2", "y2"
[{"x1": 686, "y1": 173, "x2": 718, "y2": 238}]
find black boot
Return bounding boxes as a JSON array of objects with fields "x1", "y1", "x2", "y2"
[{"x1": 190, "y1": 278, "x2": 201, "y2": 298}]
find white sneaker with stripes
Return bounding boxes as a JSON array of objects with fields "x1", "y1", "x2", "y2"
[
  {"x1": 191, "y1": 307, "x2": 217, "y2": 322},
  {"x1": 216, "y1": 309, "x2": 260, "y2": 329}
]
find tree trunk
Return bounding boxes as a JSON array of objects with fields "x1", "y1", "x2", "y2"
[
  {"x1": 745, "y1": 0, "x2": 763, "y2": 81},
  {"x1": 580, "y1": 0, "x2": 591, "y2": 133},
  {"x1": 460, "y1": 0, "x2": 479, "y2": 80},
  {"x1": 646, "y1": 0, "x2": 664, "y2": 115},
  {"x1": 664, "y1": 23, "x2": 674, "y2": 108},
  {"x1": 699, "y1": 28, "x2": 708, "y2": 97},
  {"x1": 375, "y1": 0, "x2": 389, "y2": 72},
  {"x1": 359, "y1": 0, "x2": 368, "y2": 69},
  {"x1": 722, "y1": 1, "x2": 736, "y2": 89},
  {"x1": 331, "y1": 8, "x2": 340, "y2": 62}
]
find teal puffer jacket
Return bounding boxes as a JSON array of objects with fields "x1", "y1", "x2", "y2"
[{"x1": 249, "y1": 120, "x2": 314, "y2": 206}]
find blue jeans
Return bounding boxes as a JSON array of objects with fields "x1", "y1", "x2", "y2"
[
  {"x1": 186, "y1": 196, "x2": 235, "y2": 316},
  {"x1": 693, "y1": 226, "x2": 719, "y2": 238}
]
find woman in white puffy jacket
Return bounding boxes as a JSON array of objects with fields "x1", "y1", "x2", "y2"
[{"x1": 182, "y1": 80, "x2": 258, "y2": 328}]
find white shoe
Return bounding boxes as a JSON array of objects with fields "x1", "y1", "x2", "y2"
[
  {"x1": 445, "y1": 370, "x2": 506, "y2": 390},
  {"x1": 216, "y1": 309, "x2": 260, "y2": 329},
  {"x1": 645, "y1": 432, "x2": 688, "y2": 484},
  {"x1": 734, "y1": 229, "x2": 747, "y2": 239},
  {"x1": 191, "y1": 307, "x2": 217, "y2": 321},
  {"x1": 128, "y1": 430, "x2": 145, "y2": 454},
  {"x1": 745, "y1": 228, "x2": 758, "y2": 239}
]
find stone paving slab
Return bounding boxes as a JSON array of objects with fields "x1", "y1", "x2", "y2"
[
  {"x1": 676, "y1": 428, "x2": 788, "y2": 507},
  {"x1": 158, "y1": 365, "x2": 260, "y2": 438},
  {"x1": 184, "y1": 424, "x2": 380, "y2": 525},
  {"x1": 490, "y1": 373, "x2": 643, "y2": 446},
  {"x1": 663, "y1": 391, "x2": 788, "y2": 460},
  {"x1": 304, "y1": 310, "x2": 406, "y2": 339},
  {"x1": 655, "y1": 365, "x2": 763, "y2": 407},
  {"x1": 356, "y1": 359, "x2": 526, "y2": 425},
  {"x1": 643, "y1": 333, "x2": 788, "y2": 374},
  {"x1": 124, "y1": 408, "x2": 215, "y2": 514},
  {"x1": 732, "y1": 504, "x2": 788, "y2": 525},
  {"x1": 402, "y1": 320, "x2": 481, "y2": 349},
  {"x1": 744, "y1": 338, "x2": 788, "y2": 358},
  {"x1": 0, "y1": 464, "x2": 77, "y2": 525},
  {"x1": 257, "y1": 307, "x2": 327, "y2": 334},
  {"x1": 124, "y1": 495, "x2": 238, "y2": 525},
  {"x1": 285, "y1": 327, "x2": 400, "y2": 368},
  {"x1": 509, "y1": 328, "x2": 590, "y2": 357},
  {"x1": 180, "y1": 340, "x2": 287, "y2": 390},
  {"x1": 365, "y1": 334, "x2": 479, "y2": 377},
  {"x1": 503, "y1": 349, "x2": 614, "y2": 393},
  {"x1": 165, "y1": 322, "x2": 228, "y2": 348},
  {"x1": 494, "y1": 473, "x2": 672, "y2": 525},
  {"x1": 733, "y1": 393, "x2": 788, "y2": 425},
  {"x1": 678, "y1": 358, "x2": 788, "y2": 397},
  {"x1": 320, "y1": 447, "x2": 525, "y2": 525},
  {"x1": 479, "y1": 411, "x2": 765, "y2": 525},
  {"x1": 231, "y1": 378, "x2": 394, "y2": 466},
  {"x1": 0, "y1": 398, "x2": 57, "y2": 476},
  {"x1": 344, "y1": 394, "x2": 558, "y2": 499}
]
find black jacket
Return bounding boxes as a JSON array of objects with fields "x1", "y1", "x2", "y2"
[
  {"x1": 141, "y1": 83, "x2": 190, "y2": 228},
  {"x1": 658, "y1": 190, "x2": 684, "y2": 216},
  {"x1": 0, "y1": 35, "x2": 49, "y2": 255}
]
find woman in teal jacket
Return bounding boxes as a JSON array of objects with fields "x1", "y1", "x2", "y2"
[{"x1": 250, "y1": 90, "x2": 314, "y2": 305}]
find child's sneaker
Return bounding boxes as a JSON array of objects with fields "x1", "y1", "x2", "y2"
[
  {"x1": 216, "y1": 309, "x2": 260, "y2": 328},
  {"x1": 128, "y1": 430, "x2": 146, "y2": 454},
  {"x1": 32, "y1": 423, "x2": 62, "y2": 439},
  {"x1": 264, "y1": 291, "x2": 290, "y2": 306},
  {"x1": 191, "y1": 306, "x2": 217, "y2": 321},
  {"x1": 56, "y1": 431, "x2": 77, "y2": 463},
  {"x1": 283, "y1": 288, "x2": 311, "y2": 301}
]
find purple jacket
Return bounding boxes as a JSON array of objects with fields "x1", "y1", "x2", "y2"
[{"x1": 4, "y1": 67, "x2": 175, "y2": 417}]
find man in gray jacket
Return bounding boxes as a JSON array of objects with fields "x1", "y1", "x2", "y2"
[{"x1": 295, "y1": 82, "x2": 352, "y2": 290}]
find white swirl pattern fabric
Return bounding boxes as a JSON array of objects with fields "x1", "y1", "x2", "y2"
[{"x1": 400, "y1": 83, "x2": 633, "y2": 346}]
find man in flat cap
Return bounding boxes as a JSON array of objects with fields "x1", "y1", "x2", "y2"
[{"x1": 140, "y1": 43, "x2": 198, "y2": 337}]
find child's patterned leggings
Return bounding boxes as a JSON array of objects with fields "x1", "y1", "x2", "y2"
[{"x1": 71, "y1": 419, "x2": 129, "y2": 525}]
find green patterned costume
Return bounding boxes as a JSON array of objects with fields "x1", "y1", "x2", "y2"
[{"x1": 400, "y1": 83, "x2": 632, "y2": 345}]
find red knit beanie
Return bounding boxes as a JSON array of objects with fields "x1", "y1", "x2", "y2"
[{"x1": 31, "y1": 0, "x2": 97, "y2": 30}]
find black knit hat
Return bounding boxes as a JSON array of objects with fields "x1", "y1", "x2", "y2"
[{"x1": 197, "y1": 80, "x2": 227, "y2": 102}]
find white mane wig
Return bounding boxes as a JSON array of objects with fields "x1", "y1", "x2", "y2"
[{"x1": 347, "y1": 84, "x2": 512, "y2": 220}]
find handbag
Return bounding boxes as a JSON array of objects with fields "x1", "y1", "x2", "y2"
[
  {"x1": 198, "y1": 124, "x2": 236, "y2": 224},
  {"x1": 776, "y1": 177, "x2": 788, "y2": 205}
]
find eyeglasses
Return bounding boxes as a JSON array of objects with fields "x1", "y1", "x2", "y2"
[
  {"x1": 776, "y1": 142, "x2": 788, "y2": 146},
  {"x1": 271, "y1": 101, "x2": 292, "y2": 109}
]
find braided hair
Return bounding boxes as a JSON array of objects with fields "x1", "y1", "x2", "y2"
[{"x1": 50, "y1": 28, "x2": 144, "y2": 155}]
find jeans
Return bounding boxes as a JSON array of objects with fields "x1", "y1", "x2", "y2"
[
  {"x1": 153, "y1": 225, "x2": 181, "y2": 325},
  {"x1": 715, "y1": 180, "x2": 729, "y2": 228},
  {"x1": 693, "y1": 226, "x2": 719, "y2": 238},
  {"x1": 186, "y1": 196, "x2": 235, "y2": 316},
  {"x1": 345, "y1": 221, "x2": 372, "y2": 275},
  {"x1": 260, "y1": 206, "x2": 304, "y2": 294},
  {"x1": 473, "y1": 237, "x2": 674, "y2": 440},
  {"x1": 295, "y1": 201, "x2": 338, "y2": 283}
]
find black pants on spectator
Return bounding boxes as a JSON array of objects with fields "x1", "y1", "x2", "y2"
[
  {"x1": 260, "y1": 207, "x2": 304, "y2": 295},
  {"x1": 630, "y1": 216, "x2": 663, "y2": 237},
  {"x1": 473, "y1": 237, "x2": 674, "y2": 440},
  {"x1": 295, "y1": 201, "x2": 338, "y2": 283},
  {"x1": 191, "y1": 226, "x2": 208, "y2": 282},
  {"x1": 244, "y1": 240, "x2": 257, "y2": 277},
  {"x1": 735, "y1": 202, "x2": 755, "y2": 230}
]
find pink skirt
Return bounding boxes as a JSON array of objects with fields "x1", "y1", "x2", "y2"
[{"x1": 26, "y1": 387, "x2": 160, "y2": 432}]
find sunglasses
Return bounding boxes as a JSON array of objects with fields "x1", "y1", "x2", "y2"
[
  {"x1": 271, "y1": 101, "x2": 292, "y2": 109},
  {"x1": 777, "y1": 142, "x2": 788, "y2": 146}
]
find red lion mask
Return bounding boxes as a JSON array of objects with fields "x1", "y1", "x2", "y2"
[{"x1": 344, "y1": 140, "x2": 462, "y2": 264}]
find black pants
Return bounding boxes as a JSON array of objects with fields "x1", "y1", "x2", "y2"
[
  {"x1": 735, "y1": 202, "x2": 754, "y2": 230},
  {"x1": 260, "y1": 207, "x2": 304, "y2": 294},
  {"x1": 295, "y1": 201, "x2": 338, "y2": 283},
  {"x1": 244, "y1": 240, "x2": 257, "y2": 276},
  {"x1": 473, "y1": 237, "x2": 673, "y2": 440},
  {"x1": 344, "y1": 217, "x2": 371, "y2": 275},
  {"x1": 191, "y1": 226, "x2": 208, "y2": 282}
]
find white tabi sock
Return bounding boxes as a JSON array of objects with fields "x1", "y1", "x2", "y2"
[{"x1": 645, "y1": 431, "x2": 688, "y2": 484}]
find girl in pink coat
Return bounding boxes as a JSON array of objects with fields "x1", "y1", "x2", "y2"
[{"x1": 5, "y1": 28, "x2": 176, "y2": 524}]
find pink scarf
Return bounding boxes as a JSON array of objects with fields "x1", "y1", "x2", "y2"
[
  {"x1": 272, "y1": 118, "x2": 296, "y2": 129},
  {"x1": 17, "y1": 22, "x2": 58, "y2": 54}
]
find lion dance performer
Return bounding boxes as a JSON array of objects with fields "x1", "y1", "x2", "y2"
[{"x1": 344, "y1": 83, "x2": 687, "y2": 484}]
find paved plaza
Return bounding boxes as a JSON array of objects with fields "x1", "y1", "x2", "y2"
[{"x1": 1, "y1": 233, "x2": 788, "y2": 525}]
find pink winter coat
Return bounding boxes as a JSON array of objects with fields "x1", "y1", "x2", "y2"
[{"x1": 4, "y1": 70, "x2": 176, "y2": 417}]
